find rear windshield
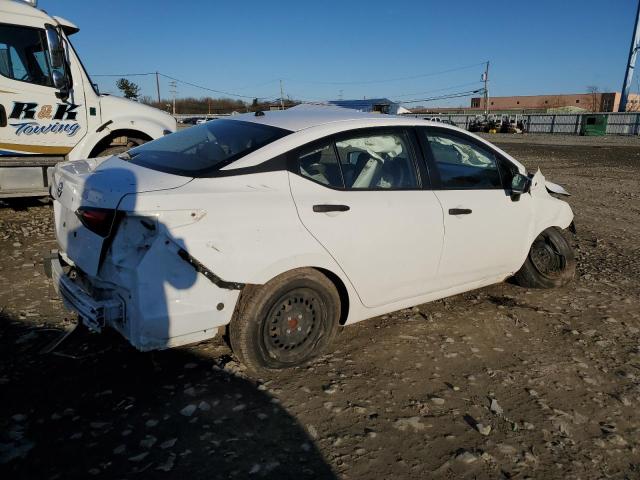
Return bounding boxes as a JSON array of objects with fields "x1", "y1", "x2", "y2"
[{"x1": 124, "y1": 119, "x2": 291, "y2": 176}]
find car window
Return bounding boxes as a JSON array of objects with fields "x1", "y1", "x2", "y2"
[
  {"x1": 423, "y1": 130, "x2": 502, "y2": 189},
  {"x1": 297, "y1": 141, "x2": 344, "y2": 188},
  {"x1": 0, "y1": 24, "x2": 53, "y2": 87},
  {"x1": 335, "y1": 132, "x2": 418, "y2": 189},
  {"x1": 126, "y1": 119, "x2": 291, "y2": 176}
]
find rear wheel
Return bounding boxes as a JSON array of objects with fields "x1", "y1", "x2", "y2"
[
  {"x1": 229, "y1": 269, "x2": 340, "y2": 373},
  {"x1": 514, "y1": 227, "x2": 575, "y2": 289}
]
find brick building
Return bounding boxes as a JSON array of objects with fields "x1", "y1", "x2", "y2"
[{"x1": 469, "y1": 92, "x2": 640, "y2": 113}]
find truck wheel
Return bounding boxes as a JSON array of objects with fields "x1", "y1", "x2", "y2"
[
  {"x1": 94, "y1": 136, "x2": 146, "y2": 157},
  {"x1": 229, "y1": 269, "x2": 340, "y2": 373},
  {"x1": 514, "y1": 227, "x2": 575, "y2": 289}
]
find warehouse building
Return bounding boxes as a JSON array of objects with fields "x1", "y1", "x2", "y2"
[{"x1": 412, "y1": 92, "x2": 640, "y2": 114}]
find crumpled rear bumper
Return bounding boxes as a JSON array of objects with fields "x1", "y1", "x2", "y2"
[
  {"x1": 44, "y1": 247, "x2": 241, "y2": 351},
  {"x1": 45, "y1": 250, "x2": 124, "y2": 332}
]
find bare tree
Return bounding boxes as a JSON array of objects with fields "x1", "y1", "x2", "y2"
[{"x1": 586, "y1": 86, "x2": 600, "y2": 112}]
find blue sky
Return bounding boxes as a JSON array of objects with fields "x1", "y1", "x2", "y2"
[{"x1": 42, "y1": 0, "x2": 636, "y2": 107}]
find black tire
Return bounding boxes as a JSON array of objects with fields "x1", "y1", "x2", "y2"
[
  {"x1": 229, "y1": 268, "x2": 340, "y2": 373},
  {"x1": 514, "y1": 227, "x2": 575, "y2": 289},
  {"x1": 94, "y1": 136, "x2": 146, "y2": 158}
]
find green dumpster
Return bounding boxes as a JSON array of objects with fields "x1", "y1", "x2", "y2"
[{"x1": 581, "y1": 114, "x2": 608, "y2": 136}]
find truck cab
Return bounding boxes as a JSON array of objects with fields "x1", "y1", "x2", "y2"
[{"x1": 0, "y1": 0, "x2": 176, "y2": 197}]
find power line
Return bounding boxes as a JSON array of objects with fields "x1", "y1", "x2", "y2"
[
  {"x1": 287, "y1": 62, "x2": 487, "y2": 86},
  {"x1": 91, "y1": 71, "x2": 267, "y2": 99},
  {"x1": 90, "y1": 61, "x2": 489, "y2": 104},
  {"x1": 92, "y1": 72, "x2": 156, "y2": 77},
  {"x1": 396, "y1": 89, "x2": 485, "y2": 105},
  {"x1": 158, "y1": 73, "x2": 258, "y2": 99},
  {"x1": 390, "y1": 81, "x2": 484, "y2": 99}
]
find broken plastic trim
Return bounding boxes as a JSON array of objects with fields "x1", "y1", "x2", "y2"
[{"x1": 176, "y1": 248, "x2": 244, "y2": 290}]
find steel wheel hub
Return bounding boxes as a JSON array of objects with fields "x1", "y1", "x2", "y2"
[
  {"x1": 265, "y1": 290, "x2": 320, "y2": 353},
  {"x1": 530, "y1": 235, "x2": 565, "y2": 276}
]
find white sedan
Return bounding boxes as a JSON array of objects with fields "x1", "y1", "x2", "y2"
[{"x1": 47, "y1": 105, "x2": 575, "y2": 372}]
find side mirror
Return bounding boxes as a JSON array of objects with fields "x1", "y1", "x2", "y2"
[
  {"x1": 45, "y1": 25, "x2": 70, "y2": 99},
  {"x1": 45, "y1": 25, "x2": 65, "y2": 69},
  {"x1": 511, "y1": 173, "x2": 530, "y2": 195},
  {"x1": 52, "y1": 70, "x2": 66, "y2": 89}
]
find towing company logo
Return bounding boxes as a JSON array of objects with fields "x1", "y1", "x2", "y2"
[{"x1": 9, "y1": 102, "x2": 81, "y2": 137}]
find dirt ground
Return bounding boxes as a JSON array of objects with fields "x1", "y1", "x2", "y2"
[{"x1": 1, "y1": 135, "x2": 639, "y2": 479}]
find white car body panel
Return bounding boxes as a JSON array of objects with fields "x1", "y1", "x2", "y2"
[
  {"x1": 49, "y1": 107, "x2": 574, "y2": 351},
  {"x1": 433, "y1": 189, "x2": 534, "y2": 287},
  {"x1": 288, "y1": 173, "x2": 445, "y2": 307}
]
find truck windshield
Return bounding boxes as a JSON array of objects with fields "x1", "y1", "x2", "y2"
[{"x1": 125, "y1": 120, "x2": 291, "y2": 176}]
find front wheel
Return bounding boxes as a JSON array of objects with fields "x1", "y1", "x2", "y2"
[
  {"x1": 229, "y1": 269, "x2": 340, "y2": 373},
  {"x1": 94, "y1": 136, "x2": 146, "y2": 158},
  {"x1": 514, "y1": 227, "x2": 576, "y2": 289}
]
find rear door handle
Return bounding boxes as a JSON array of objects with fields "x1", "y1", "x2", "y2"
[
  {"x1": 448, "y1": 208, "x2": 472, "y2": 215},
  {"x1": 0, "y1": 105, "x2": 6, "y2": 127},
  {"x1": 313, "y1": 204, "x2": 350, "y2": 213}
]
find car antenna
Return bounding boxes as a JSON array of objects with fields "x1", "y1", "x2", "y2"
[{"x1": 255, "y1": 110, "x2": 265, "y2": 117}]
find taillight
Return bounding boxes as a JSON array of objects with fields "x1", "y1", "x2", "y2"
[{"x1": 76, "y1": 207, "x2": 117, "y2": 237}]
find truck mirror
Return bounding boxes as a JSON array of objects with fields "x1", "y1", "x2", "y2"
[
  {"x1": 45, "y1": 25, "x2": 65, "y2": 69},
  {"x1": 52, "y1": 70, "x2": 65, "y2": 89},
  {"x1": 45, "y1": 25, "x2": 70, "y2": 100}
]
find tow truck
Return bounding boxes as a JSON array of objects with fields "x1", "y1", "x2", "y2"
[{"x1": 0, "y1": 0, "x2": 176, "y2": 198}]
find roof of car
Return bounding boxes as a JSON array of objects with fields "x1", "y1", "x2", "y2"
[{"x1": 226, "y1": 104, "x2": 416, "y2": 132}]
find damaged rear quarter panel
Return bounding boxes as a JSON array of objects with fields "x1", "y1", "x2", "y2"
[
  {"x1": 98, "y1": 208, "x2": 240, "y2": 350},
  {"x1": 126, "y1": 171, "x2": 354, "y2": 288}
]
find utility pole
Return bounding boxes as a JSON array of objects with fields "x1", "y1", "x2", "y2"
[
  {"x1": 620, "y1": 0, "x2": 640, "y2": 112},
  {"x1": 169, "y1": 80, "x2": 177, "y2": 115},
  {"x1": 155, "y1": 71, "x2": 161, "y2": 103},
  {"x1": 279, "y1": 80, "x2": 285, "y2": 110},
  {"x1": 482, "y1": 61, "x2": 490, "y2": 115}
]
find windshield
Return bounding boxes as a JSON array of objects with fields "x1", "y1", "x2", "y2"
[{"x1": 125, "y1": 120, "x2": 291, "y2": 176}]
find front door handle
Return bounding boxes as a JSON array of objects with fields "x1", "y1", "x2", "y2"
[
  {"x1": 0, "y1": 105, "x2": 6, "y2": 127},
  {"x1": 313, "y1": 204, "x2": 350, "y2": 213},
  {"x1": 448, "y1": 208, "x2": 472, "y2": 215}
]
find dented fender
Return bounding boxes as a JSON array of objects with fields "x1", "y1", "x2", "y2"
[
  {"x1": 528, "y1": 169, "x2": 574, "y2": 241},
  {"x1": 529, "y1": 169, "x2": 570, "y2": 197}
]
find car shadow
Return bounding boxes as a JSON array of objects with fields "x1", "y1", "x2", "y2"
[
  {"x1": 0, "y1": 310, "x2": 338, "y2": 479},
  {"x1": 0, "y1": 196, "x2": 50, "y2": 211},
  {"x1": 0, "y1": 163, "x2": 338, "y2": 479}
]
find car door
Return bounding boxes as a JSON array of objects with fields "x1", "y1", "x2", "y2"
[
  {"x1": 418, "y1": 127, "x2": 533, "y2": 288},
  {"x1": 288, "y1": 127, "x2": 445, "y2": 308},
  {"x1": 0, "y1": 23, "x2": 86, "y2": 156}
]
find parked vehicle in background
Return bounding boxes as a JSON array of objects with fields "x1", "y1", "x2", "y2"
[
  {"x1": 181, "y1": 117, "x2": 201, "y2": 125},
  {"x1": 0, "y1": 0, "x2": 176, "y2": 198},
  {"x1": 422, "y1": 117, "x2": 456, "y2": 126},
  {"x1": 46, "y1": 105, "x2": 575, "y2": 373},
  {"x1": 468, "y1": 114, "x2": 502, "y2": 133}
]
